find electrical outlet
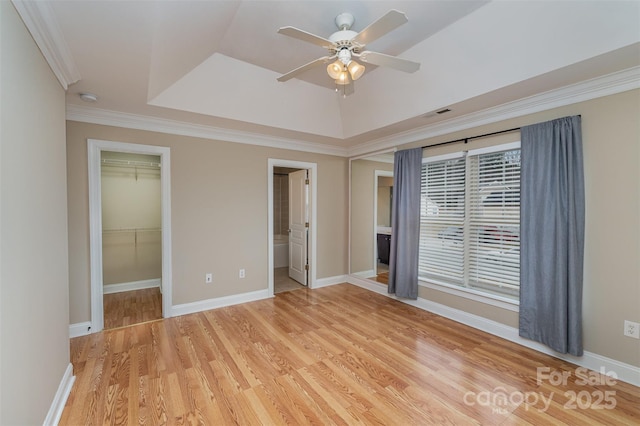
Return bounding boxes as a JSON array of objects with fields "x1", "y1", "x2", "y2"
[
  {"x1": 239, "y1": 269, "x2": 245, "y2": 279},
  {"x1": 205, "y1": 273, "x2": 212, "y2": 284},
  {"x1": 624, "y1": 320, "x2": 640, "y2": 339}
]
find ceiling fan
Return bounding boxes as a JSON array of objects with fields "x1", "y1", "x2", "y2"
[{"x1": 277, "y1": 10, "x2": 420, "y2": 94}]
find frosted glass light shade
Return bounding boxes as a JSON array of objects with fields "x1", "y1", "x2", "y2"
[
  {"x1": 347, "y1": 60, "x2": 365, "y2": 80},
  {"x1": 327, "y1": 61, "x2": 343, "y2": 80},
  {"x1": 335, "y1": 70, "x2": 350, "y2": 85}
]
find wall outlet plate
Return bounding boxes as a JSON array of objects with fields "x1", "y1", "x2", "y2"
[
  {"x1": 624, "y1": 320, "x2": 640, "y2": 339},
  {"x1": 239, "y1": 269, "x2": 245, "y2": 279}
]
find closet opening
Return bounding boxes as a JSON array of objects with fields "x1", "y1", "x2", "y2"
[
  {"x1": 101, "y1": 151, "x2": 162, "y2": 329},
  {"x1": 88, "y1": 139, "x2": 172, "y2": 333}
]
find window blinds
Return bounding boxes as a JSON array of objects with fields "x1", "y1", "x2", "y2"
[
  {"x1": 468, "y1": 149, "x2": 521, "y2": 296},
  {"x1": 419, "y1": 154, "x2": 466, "y2": 285},
  {"x1": 419, "y1": 145, "x2": 521, "y2": 298}
]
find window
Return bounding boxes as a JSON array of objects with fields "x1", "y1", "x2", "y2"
[{"x1": 419, "y1": 143, "x2": 521, "y2": 299}]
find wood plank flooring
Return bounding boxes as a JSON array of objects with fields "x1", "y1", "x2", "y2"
[
  {"x1": 375, "y1": 271, "x2": 389, "y2": 285},
  {"x1": 62, "y1": 284, "x2": 640, "y2": 425},
  {"x1": 103, "y1": 287, "x2": 162, "y2": 330}
]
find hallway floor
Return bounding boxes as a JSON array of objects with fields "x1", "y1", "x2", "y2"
[{"x1": 274, "y1": 267, "x2": 306, "y2": 293}]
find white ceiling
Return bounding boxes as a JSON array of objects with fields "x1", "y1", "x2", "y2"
[{"x1": 19, "y1": 0, "x2": 640, "y2": 154}]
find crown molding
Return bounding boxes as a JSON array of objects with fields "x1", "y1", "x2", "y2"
[
  {"x1": 67, "y1": 66, "x2": 639, "y2": 158},
  {"x1": 12, "y1": 0, "x2": 81, "y2": 90},
  {"x1": 66, "y1": 105, "x2": 349, "y2": 157},
  {"x1": 348, "y1": 66, "x2": 640, "y2": 157}
]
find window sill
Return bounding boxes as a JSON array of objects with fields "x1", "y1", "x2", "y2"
[{"x1": 418, "y1": 278, "x2": 519, "y2": 312}]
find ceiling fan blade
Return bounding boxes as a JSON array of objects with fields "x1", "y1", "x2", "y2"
[
  {"x1": 278, "y1": 26, "x2": 334, "y2": 49},
  {"x1": 359, "y1": 51, "x2": 420, "y2": 73},
  {"x1": 277, "y1": 56, "x2": 334, "y2": 82},
  {"x1": 351, "y1": 10, "x2": 408, "y2": 46}
]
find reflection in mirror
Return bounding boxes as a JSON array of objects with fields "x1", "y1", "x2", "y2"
[
  {"x1": 377, "y1": 176, "x2": 393, "y2": 227},
  {"x1": 350, "y1": 152, "x2": 394, "y2": 284}
]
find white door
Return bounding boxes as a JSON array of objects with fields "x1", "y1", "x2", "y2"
[{"x1": 289, "y1": 169, "x2": 308, "y2": 285}]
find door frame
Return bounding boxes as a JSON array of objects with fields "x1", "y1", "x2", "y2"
[
  {"x1": 88, "y1": 138, "x2": 173, "y2": 332},
  {"x1": 373, "y1": 170, "x2": 393, "y2": 274},
  {"x1": 267, "y1": 159, "x2": 317, "y2": 296}
]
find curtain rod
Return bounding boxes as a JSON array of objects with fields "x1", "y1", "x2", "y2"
[
  {"x1": 421, "y1": 127, "x2": 520, "y2": 150},
  {"x1": 421, "y1": 115, "x2": 581, "y2": 150}
]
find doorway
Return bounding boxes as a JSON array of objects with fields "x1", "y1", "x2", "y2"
[
  {"x1": 88, "y1": 139, "x2": 172, "y2": 333},
  {"x1": 101, "y1": 151, "x2": 162, "y2": 328},
  {"x1": 268, "y1": 159, "x2": 317, "y2": 296}
]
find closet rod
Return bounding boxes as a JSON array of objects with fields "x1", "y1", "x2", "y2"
[
  {"x1": 101, "y1": 159, "x2": 160, "y2": 169},
  {"x1": 421, "y1": 115, "x2": 581, "y2": 150}
]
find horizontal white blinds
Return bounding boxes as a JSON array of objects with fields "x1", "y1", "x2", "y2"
[
  {"x1": 419, "y1": 156, "x2": 466, "y2": 284},
  {"x1": 468, "y1": 149, "x2": 521, "y2": 296},
  {"x1": 419, "y1": 147, "x2": 521, "y2": 298}
]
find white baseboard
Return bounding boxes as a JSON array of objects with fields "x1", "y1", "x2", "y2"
[
  {"x1": 314, "y1": 275, "x2": 348, "y2": 288},
  {"x1": 103, "y1": 278, "x2": 161, "y2": 294},
  {"x1": 69, "y1": 321, "x2": 92, "y2": 338},
  {"x1": 171, "y1": 289, "x2": 271, "y2": 317},
  {"x1": 351, "y1": 269, "x2": 376, "y2": 279},
  {"x1": 347, "y1": 275, "x2": 640, "y2": 388},
  {"x1": 44, "y1": 363, "x2": 75, "y2": 426}
]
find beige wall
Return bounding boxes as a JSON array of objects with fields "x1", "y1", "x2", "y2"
[
  {"x1": 101, "y1": 156, "x2": 162, "y2": 285},
  {"x1": 385, "y1": 89, "x2": 639, "y2": 367},
  {"x1": 0, "y1": 2, "x2": 70, "y2": 424},
  {"x1": 101, "y1": 158, "x2": 161, "y2": 230},
  {"x1": 67, "y1": 122, "x2": 348, "y2": 323},
  {"x1": 351, "y1": 159, "x2": 394, "y2": 274}
]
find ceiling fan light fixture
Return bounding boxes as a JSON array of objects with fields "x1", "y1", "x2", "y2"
[
  {"x1": 278, "y1": 9, "x2": 420, "y2": 91},
  {"x1": 326, "y1": 61, "x2": 343, "y2": 79},
  {"x1": 335, "y1": 70, "x2": 350, "y2": 85},
  {"x1": 347, "y1": 60, "x2": 365, "y2": 80}
]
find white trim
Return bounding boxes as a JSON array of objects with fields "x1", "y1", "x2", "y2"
[
  {"x1": 351, "y1": 269, "x2": 376, "y2": 279},
  {"x1": 314, "y1": 275, "x2": 348, "y2": 288},
  {"x1": 347, "y1": 275, "x2": 640, "y2": 388},
  {"x1": 349, "y1": 147, "x2": 397, "y2": 162},
  {"x1": 64, "y1": 68, "x2": 638, "y2": 159},
  {"x1": 103, "y1": 278, "x2": 161, "y2": 295},
  {"x1": 67, "y1": 105, "x2": 348, "y2": 157},
  {"x1": 467, "y1": 141, "x2": 521, "y2": 157},
  {"x1": 348, "y1": 66, "x2": 640, "y2": 157},
  {"x1": 69, "y1": 322, "x2": 92, "y2": 338},
  {"x1": 43, "y1": 363, "x2": 75, "y2": 426},
  {"x1": 267, "y1": 159, "x2": 318, "y2": 296},
  {"x1": 171, "y1": 289, "x2": 271, "y2": 317},
  {"x1": 419, "y1": 279, "x2": 519, "y2": 312},
  {"x1": 422, "y1": 151, "x2": 466, "y2": 164},
  {"x1": 88, "y1": 139, "x2": 172, "y2": 333},
  {"x1": 11, "y1": 0, "x2": 80, "y2": 90}
]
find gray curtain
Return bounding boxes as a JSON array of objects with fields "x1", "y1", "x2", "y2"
[
  {"x1": 388, "y1": 148, "x2": 422, "y2": 299},
  {"x1": 519, "y1": 115, "x2": 585, "y2": 356}
]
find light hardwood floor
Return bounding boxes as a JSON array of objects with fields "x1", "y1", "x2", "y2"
[
  {"x1": 103, "y1": 287, "x2": 162, "y2": 330},
  {"x1": 62, "y1": 284, "x2": 639, "y2": 425}
]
